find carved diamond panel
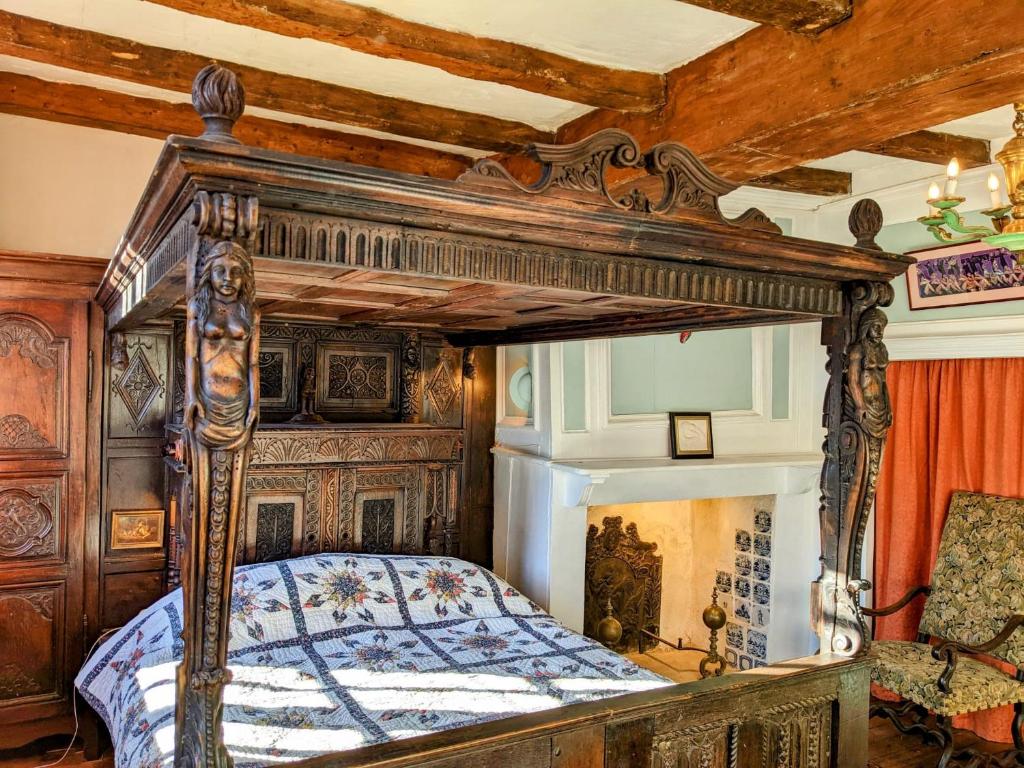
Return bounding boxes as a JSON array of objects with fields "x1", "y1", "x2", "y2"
[
  {"x1": 426, "y1": 356, "x2": 459, "y2": 419},
  {"x1": 113, "y1": 349, "x2": 162, "y2": 426}
]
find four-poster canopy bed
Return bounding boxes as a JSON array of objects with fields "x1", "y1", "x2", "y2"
[{"x1": 81, "y1": 64, "x2": 912, "y2": 767}]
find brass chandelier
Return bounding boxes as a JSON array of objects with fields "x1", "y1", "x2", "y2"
[{"x1": 919, "y1": 102, "x2": 1024, "y2": 251}]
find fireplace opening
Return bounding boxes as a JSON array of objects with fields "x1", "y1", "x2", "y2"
[{"x1": 585, "y1": 495, "x2": 781, "y2": 680}]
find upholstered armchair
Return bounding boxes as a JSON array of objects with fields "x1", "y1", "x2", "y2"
[{"x1": 852, "y1": 491, "x2": 1024, "y2": 768}]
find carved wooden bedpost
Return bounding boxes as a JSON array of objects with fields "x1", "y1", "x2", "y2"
[
  {"x1": 814, "y1": 199, "x2": 894, "y2": 656},
  {"x1": 175, "y1": 65, "x2": 260, "y2": 768}
]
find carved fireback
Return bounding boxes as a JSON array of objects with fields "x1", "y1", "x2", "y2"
[{"x1": 584, "y1": 516, "x2": 663, "y2": 653}]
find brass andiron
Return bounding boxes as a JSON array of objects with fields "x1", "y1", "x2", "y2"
[
  {"x1": 597, "y1": 597, "x2": 624, "y2": 648},
  {"x1": 635, "y1": 587, "x2": 729, "y2": 679},
  {"x1": 699, "y1": 588, "x2": 728, "y2": 678}
]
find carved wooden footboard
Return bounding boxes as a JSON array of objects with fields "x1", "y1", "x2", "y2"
[{"x1": 298, "y1": 655, "x2": 869, "y2": 768}]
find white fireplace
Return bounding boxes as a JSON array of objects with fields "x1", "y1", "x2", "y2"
[
  {"x1": 492, "y1": 330, "x2": 827, "y2": 666},
  {"x1": 493, "y1": 449, "x2": 822, "y2": 665}
]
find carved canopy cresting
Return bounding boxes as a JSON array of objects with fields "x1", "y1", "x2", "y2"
[{"x1": 94, "y1": 63, "x2": 912, "y2": 768}]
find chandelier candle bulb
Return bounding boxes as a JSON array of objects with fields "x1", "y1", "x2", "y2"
[
  {"x1": 988, "y1": 173, "x2": 1002, "y2": 210},
  {"x1": 944, "y1": 158, "x2": 960, "y2": 197},
  {"x1": 927, "y1": 182, "x2": 941, "y2": 216}
]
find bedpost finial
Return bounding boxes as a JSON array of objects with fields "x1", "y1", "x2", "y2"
[
  {"x1": 849, "y1": 198, "x2": 883, "y2": 250},
  {"x1": 192, "y1": 63, "x2": 245, "y2": 144}
]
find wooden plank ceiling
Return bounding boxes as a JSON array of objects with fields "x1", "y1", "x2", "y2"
[{"x1": 0, "y1": 0, "x2": 1018, "y2": 200}]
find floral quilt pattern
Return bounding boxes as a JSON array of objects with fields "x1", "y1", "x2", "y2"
[{"x1": 76, "y1": 554, "x2": 670, "y2": 767}]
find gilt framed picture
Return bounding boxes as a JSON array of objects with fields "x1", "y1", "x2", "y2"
[
  {"x1": 906, "y1": 241, "x2": 1024, "y2": 310},
  {"x1": 111, "y1": 509, "x2": 165, "y2": 550},
  {"x1": 669, "y1": 412, "x2": 714, "y2": 459}
]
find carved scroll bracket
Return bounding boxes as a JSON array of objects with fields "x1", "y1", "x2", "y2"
[
  {"x1": 815, "y1": 240, "x2": 894, "y2": 656},
  {"x1": 464, "y1": 128, "x2": 779, "y2": 233}
]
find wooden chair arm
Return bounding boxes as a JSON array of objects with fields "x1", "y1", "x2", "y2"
[
  {"x1": 860, "y1": 585, "x2": 931, "y2": 617},
  {"x1": 930, "y1": 614, "x2": 1024, "y2": 693}
]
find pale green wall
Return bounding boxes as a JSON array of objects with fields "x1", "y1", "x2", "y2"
[
  {"x1": 609, "y1": 329, "x2": 754, "y2": 414},
  {"x1": 879, "y1": 213, "x2": 1024, "y2": 324}
]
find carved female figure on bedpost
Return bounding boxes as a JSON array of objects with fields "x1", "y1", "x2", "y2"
[
  {"x1": 175, "y1": 63, "x2": 260, "y2": 768},
  {"x1": 814, "y1": 199, "x2": 895, "y2": 657}
]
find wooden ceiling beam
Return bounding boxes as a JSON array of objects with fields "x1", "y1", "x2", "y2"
[
  {"x1": 145, "y1": 0, "x2": 665, "y2": 112},
  {"x1": 678, "y1": 0, "x2": 851, "y2": 34},
  {"x1": 0, "y1": 72, "x2": 472, "y2": 179},
  {"x1": 749, "y1": 166, "x2": 851, "y2": 196},
  {"x1": 0, "y1": 10, "x2": 550, "y2": 154},
  {"x1": 550, "y1": 0, "x2": 1024, "y2": 183},
  {"x1": 862, "y1": 130, "x2": 991, "y2": 168}
]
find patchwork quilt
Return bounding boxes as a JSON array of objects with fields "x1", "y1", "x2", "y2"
[{"x1": 76, "y1": 554, "x2": 671, "y2": 767}]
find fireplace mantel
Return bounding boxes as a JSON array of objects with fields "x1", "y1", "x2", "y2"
[{"x1": 493, "y1": 446, "x2": 823, "y2": 661}]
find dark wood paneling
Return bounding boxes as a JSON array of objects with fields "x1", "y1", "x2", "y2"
[
  {"x1": 101, "y1": 571, "x2": 163, "y2": 631},
  {"x1": 0, "y1": 295, "x2": 89, "y2": 749},
  {"x1": 460, "y1": 347, "x2": 494, "y2": 568}
]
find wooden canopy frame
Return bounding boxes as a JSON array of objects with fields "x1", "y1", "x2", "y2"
[{"x1": 95, "y1": 65, "x2": 912, "y2": 768}]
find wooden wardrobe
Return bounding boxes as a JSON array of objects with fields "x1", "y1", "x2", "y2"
[{"x1": 0, "y1": 252, "x2": 105, "y2": 750}]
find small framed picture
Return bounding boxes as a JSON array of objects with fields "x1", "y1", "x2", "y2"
[
  {"x1": 669, "y1": 412, "x2": 714, "y2": 459},
  {"x1": 111, "y1": 509, "x2": 165, "y2": 550}
]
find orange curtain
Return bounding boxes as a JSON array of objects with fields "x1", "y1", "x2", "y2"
[{"x1": 874, "y1": 357, "x2": 1024, "y2": 742}]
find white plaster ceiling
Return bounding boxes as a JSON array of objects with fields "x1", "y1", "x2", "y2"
[{"x1": 341, "y1": 0, "x2": 758, "y2": 71}]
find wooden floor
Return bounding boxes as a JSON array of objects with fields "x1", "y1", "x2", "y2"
[{"x1": 0, "y1": 718, "x2": 1012, "y2": 767}]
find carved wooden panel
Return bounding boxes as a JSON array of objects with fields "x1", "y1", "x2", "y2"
[
  {"x1": 0, "y1": 314, "x2": 68, "y2": 458},
  {"x1": 0, "y1": 583, "x2": 63, "y2": 706},
  {"x1": 653, "y1": 721, "x2": 736, "y2": 768},
  {"x1": 422, "y1": 343, "x2": 463, "y2": 428},
  {"x1": 316, "y1": 342, "x2": 397, "y2": 415},
  {"x1": 257, "y1": 340, "x2": 295, "y2": 412},
  {"x1": 108, "y1": 333, "x2": 168, "y2": 438},
  {"x1": 243, "y1": 474, "x2": 305, "y2": 564},
  {"x1": 339, "y1": 466, "x2": 420, "y2": 553},
  {"x1": 0, "y1": 475, "x2": 61, "y2": 564}
]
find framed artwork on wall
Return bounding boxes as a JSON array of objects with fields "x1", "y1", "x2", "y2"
[
  {"x1": 669, "y1": 412, "x2": 714, "y2": 459},
  {"x1": 111, "y1": 509, "x2": 165, "y2": 550},
  {"x1": 905, "y1": 241, "x2": 1024, "y2": 310}
]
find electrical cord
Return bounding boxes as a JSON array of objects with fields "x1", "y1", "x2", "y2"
[{"x1": 33, "y1": 628, "x2": 121, "y2": 768}]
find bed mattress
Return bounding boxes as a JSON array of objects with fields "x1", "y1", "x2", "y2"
[{"x1": 77, "y1": 553, "x2": 671, "y2": 767}]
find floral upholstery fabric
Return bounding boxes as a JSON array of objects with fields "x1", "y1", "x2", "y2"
[
  {"x1": 871, "y1": 641, "x2": 1024, "y2": 716},
  {"x1": 76, "y1": 554, "x2": 670, "y2": 768},
  {"x1": 918, "y1": 491, "x2": 1024, "y2": 668}
]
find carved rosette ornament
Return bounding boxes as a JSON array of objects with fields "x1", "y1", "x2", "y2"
[
  {"x1": 175, "y1": 65, "x2": 260, "y2": 768},
  {"x1": 814, "y1": 201, "x2": 894, "y2": 656},
  {"x1": 465, "y1": 128, "x2": 779, "y2": 233}
]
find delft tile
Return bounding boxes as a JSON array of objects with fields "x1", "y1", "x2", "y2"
[
  {"x1": 734, "y1": 577, "x2": 751, "y2": 599},
  {"x1": 753, "y1": 533, "x2": 771, "y2": 557},
  {"x1": 747, "y1": 630, "x2": 767, "y2": 660},
  {"x1": 715, "y1": 570, "x2": 732, "y2": 594},
  {"x1": 739, "y1": 655, "x2": 753, "y2": 670},
  {"x1": 754, "y1": 660, "x2": 767, "y2": 668},
  {"x1": 725, "y1": 649, "x2": 738, "y2": 666},
  {"x1": 754, "y1": 509, "x2": 772, "y2": 533},
  {"x1": 752, "y1": 605, "x2": 770, "y2": 628},
  {"x1": 753, "y1": 582, "x2": 770, "y2": 606},
  {"x1": 734, "y1": 554, "x2": 752, "y2": 577},
  {"x1": 753, "y1": 557, "x2": 771, "y2": 582},
  {"x1": 734, "y1": 599, "x2": 751, "y2": 623},
  {"x1": 717, "y1": 593, "x2": 733, "y2": 615},
  {"x1": 735, "y1": 529, "x2": 752, "y2": 552},
  {"x1": 726, "y1": 622, "x2": 744, "y2": 650}
]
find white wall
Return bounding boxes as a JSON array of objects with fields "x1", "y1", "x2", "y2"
[{"x1": 0, "y1": 114, "x2": 161, "y2": 258}]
